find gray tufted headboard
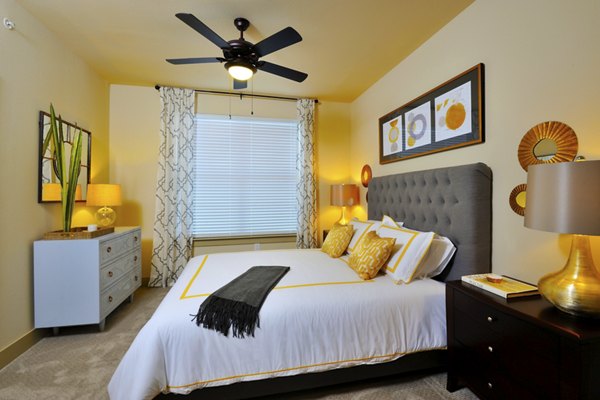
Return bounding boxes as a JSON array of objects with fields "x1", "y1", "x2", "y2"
[{"x1": 368, "y1": 163, "x2": 492, "y2": 281}]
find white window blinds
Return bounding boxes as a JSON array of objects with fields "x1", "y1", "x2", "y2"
[{"x1": 192, "y1": 115, "x2": 298, "y2": 238}]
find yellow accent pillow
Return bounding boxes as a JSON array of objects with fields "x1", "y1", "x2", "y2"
[
  {"x1": 348, "y1": 231, "x2": 396, "y2": 280},
  {"x1": 321, "y1": 223, "x2": 354, "y2": 258}
]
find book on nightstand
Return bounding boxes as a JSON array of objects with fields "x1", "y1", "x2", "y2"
[{"x1": 461, "y1": 274, "x2": 539, "y2": 299}]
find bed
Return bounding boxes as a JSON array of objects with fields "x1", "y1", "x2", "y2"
[{"x1": 108, "y1": 162, "x2": 492, "y2": 400}]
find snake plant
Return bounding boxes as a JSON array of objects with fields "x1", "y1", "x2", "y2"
[{"x1": 41, "y1": 104, "x2": 83, "y2": 232}]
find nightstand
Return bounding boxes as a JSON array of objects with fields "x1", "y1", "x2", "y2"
[{"x1": 446, "y1": 280, "x2": 600, "y2": 399}]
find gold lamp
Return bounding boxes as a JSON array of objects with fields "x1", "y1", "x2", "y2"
[
  {"x1": 525, "y1": 160, "x2": 600, "y2": 317},
  {"x1": 330, "y1": 184, "x2": 359, "y2": 225},
  {"x1": 86, "y1": 184, "x2": 122, "y2": 227}
]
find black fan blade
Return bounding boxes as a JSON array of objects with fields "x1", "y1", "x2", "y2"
[
  {"x1": 176, "y1": 13, "x2": 230, "y2": 49},
  {"x1": 233, "y1": 79, "x2": 247, "y2": 90},
  {"x1": 258, "y1": 61, "x2": 307, "y2": 82},
  {"x1": 254, "y1": 27, "x2": 302, "y2": 57},
  {"x1": 166, "y1": 57, "x2": 223, "y2": 65}
]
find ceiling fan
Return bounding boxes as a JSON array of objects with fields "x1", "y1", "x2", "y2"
[{"x1": 166, "y1": 13, "x2": 308, "y2": 90}]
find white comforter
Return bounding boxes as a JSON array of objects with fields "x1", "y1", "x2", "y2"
[{"x1": 108, "y1": 249, "x2": 447, "y2": 399}]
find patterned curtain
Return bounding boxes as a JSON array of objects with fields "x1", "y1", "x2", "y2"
[
  {"x1": 296, "y1": 99, "x2": 318, "y2": 248},
  {"x1": 149, "y1": 87, "x2": 195, "y2": 287}
]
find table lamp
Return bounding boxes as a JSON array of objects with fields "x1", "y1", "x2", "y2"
[
  {"x1": 86, "y1": 184, "x2": 122, "y2": 227},
  {"x1": 330, "y1": 184, "x2": 359, "y2": 225},
  {"x1": 525, "y1": 160, "x2": 600, "y2": 317}
]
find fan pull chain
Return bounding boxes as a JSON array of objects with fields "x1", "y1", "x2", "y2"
[
  {"x1": 228, "y1": 95, "x2": 232, "y2": 120},
  {"x1": 251, "y1": 81, "x2": 254, "y2": 116}
]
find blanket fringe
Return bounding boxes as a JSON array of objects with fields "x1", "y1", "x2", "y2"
[{"x1": 191, "y1": 296, "x2": 260, "y2": 338}]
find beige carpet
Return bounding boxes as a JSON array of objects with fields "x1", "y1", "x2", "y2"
[{"x1": 0, "y1": 288, "x2": 477, "y2": 400}]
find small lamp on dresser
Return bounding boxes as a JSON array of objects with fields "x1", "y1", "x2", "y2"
[
  {"x1": 524, "y1": 160, "x2": 600, "y2": 317},
  {"x1": 330, "y1": 184, "x2": 359, "y2": 225},
  {"x1": 87, "y1": 184, "x2": 122, "y2": 227}
]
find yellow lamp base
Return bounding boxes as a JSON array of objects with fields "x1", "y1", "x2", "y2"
[
  {"x1": 336, "y1": 206, "x2": 351, "y2": 225},
  {"x1": 95, "y1": 206, "x2": 117, "y2": 227},
  {"x1": 538, "y1": 234, "x2": 600, "y2": 318}
]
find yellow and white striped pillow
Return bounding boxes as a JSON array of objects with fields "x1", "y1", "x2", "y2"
[
  {"x1": 377, "y1": 225, "x2": 435, "y2": 284},
  {"x1": 321, "y1": 223, "x2": 354, "y2": 258},
  {"x1": 348, "y1": 231, "x2": 396, "y2": 280},
  {"x1": 346, "y1": 219, "x2": 381, "y2": 254}
]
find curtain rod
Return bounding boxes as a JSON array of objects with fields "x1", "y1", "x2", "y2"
[{"x1": 154, "y1": 85, "x2": 318, "y2": 103}]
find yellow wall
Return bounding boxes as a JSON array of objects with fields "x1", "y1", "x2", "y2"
[
  {"x1": 0, "y1": 0, "x2": 109, "y2": 361},
  {"x1": 109, "y1": 85, "x2": 160, "y2": 279},
  {"x1": 108, "y1": 85, "x2": 351, "y2": 278},
  {"x1": 349, "y1": 0, "x2": 600, "y2": 284}
]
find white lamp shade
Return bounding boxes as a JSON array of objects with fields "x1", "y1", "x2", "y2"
[{"x1": 525, "y1": 160, "x2": 600, "y2": 235}]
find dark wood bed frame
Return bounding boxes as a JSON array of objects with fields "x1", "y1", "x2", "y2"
[{"x1": 157, "y1": 163, "x2": 492, "y2": 399}]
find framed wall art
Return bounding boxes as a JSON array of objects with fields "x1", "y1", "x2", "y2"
[{"x1": 379, "y1": 63, "x2": 484, "y2": 164}]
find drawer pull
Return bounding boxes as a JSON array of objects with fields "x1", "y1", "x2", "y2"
[
  {"x1": 107, "y1": 246, "x2": 112, "y2": 253},
  {"x1": 135, "y1": 275, "x2": 139, "y2": 282},
  {"x1": 488, "y1": 346, "x2": 493, "y2": 353},
  {"x1": 108, "y1": 271, "x2": 113, "y2": 278},
  {"x1": 108, "y1": 295, "x2": 113, "y2": 303},
  {"x1": 134, "y1": 255, "x2": 138, "y2": 262},
  {"x1": 487, "y1": 316, "x2": 496, "y2": 323},
  {"x1": 487, "y1": 382, "x2": 493, "y2": 389},
  {"x1": 134, "y1": 236, "x2": 138, "y2": 242}
]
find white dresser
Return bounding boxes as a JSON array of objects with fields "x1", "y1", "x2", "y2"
[{"x1": 34, "y1": 227, "x2": 142, "y2": 333}]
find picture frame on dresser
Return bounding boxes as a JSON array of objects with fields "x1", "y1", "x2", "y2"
[{"x1": 33, "y1": 227, "x2": 141, "y2": 335}]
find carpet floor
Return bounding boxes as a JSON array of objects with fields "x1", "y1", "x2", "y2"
[{"x1": 0, "y1": 287, "x2": 477, "y2": 400}]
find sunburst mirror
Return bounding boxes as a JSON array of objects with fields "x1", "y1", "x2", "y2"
[{"x1": 517, "y1": 121, "x2": 578, "y2": 171}]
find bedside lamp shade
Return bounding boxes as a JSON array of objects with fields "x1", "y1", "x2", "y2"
[
  {"x1": 525, "y1": 160, "x2": 600, "y2": 317},
  {"x1": 87, "y1": 184, "x2": 122, "y2": 227},
  {"x1": 330, "y1": 184, "x2": 359, "y2": 225}
]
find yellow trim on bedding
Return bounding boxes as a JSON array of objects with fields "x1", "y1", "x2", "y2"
[
  {"x1": 179, "y1": 254, "x2": 374, "y2": 300},
  {"x1": 180, "y1": 255, "x2": 209, "y2": 300},
  {"x1": 164, "y1": 346, "x2": 446, "y2": 391}
]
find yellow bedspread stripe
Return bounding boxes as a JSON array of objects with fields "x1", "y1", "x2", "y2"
[
  {"x1": 179, "y1": 254, "x2": 374, "y2": 300},
  {"x1": 164, "y1": 346, "x2": 446, "y2": 391}
]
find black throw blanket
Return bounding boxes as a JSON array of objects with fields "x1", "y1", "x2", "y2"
[{"x1": 192, "y1": 265, "x2": 290, "y2": 338}]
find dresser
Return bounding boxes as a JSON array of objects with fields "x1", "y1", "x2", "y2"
[
  {"x1": 34, "y1": 227, "x2": 142, "y2": 334},
  {"x1": 446, "y1": 280, "x2": 600, "y2": 399}
]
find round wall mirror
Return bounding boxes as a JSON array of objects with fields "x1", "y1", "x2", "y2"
[
  {"x1": 509, "y1": 184, "x2": 527, "y2": 216},
  {"x1": 532, "y1": 138, "x2": 558, "y2": 161},
  {"x1": 517, "y1": 121, "x2": 578, "y2": 171}
]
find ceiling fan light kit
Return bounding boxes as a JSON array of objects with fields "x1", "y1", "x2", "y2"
[
  {"x1": 167, "y1": 13, "x2": 307, "y2": 89},
  {"x1": 226, "y1": 60, "x2": 256, "y2": 81}
]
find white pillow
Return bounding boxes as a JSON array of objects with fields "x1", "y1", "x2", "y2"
[
  {"x1": 376, "y1": 225, "x2": 435, "y2": 284},
  {"x1": 381, "y1": 215, "x2": 403, "y2": 228},
  {"x1": 346, "y1": 219, "x2": 381, "y2": 254},
  {"x1": 413, "y1": 235, "x2": 456, "y2": 279}
]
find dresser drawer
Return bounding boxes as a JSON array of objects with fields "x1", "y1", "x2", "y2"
[
  {"x1": 454, "y1": 310, "x2": 559, "y2": 397},
  {"x1": 100, "y1": 229, "x2": 140, "y2": 265},
  {"x1": 100, "y1": 271, "x2": 137, "y2": 319},
  {"x1": 100, "y1": 249, "x2": 141, "y2": 291},
  {"x1": 454, "y1": 289, "x2": 558, "y2": 358}
]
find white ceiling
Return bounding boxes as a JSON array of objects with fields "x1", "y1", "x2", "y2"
[{"x1": 17, "y1": 0, "x2": 473, "y2": 102}]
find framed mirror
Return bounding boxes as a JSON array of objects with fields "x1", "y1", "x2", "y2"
[
  {"x1": 38, "y1": 111, "x2": 91, "y2": 203},
  {"x1": 517, "y1": 121, "x2": 578, "y2": 171},
  {"x1": 509, "y1": 184, "x2": 527, "y2": 216}
]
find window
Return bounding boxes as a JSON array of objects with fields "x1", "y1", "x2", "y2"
[{"x1": 192, "y1": 115, "x2": 298, "y2": 238}]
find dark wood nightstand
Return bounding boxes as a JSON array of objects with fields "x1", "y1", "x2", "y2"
[{"x1": 446, "y1": 280, "x2": 600, "y2": 399}]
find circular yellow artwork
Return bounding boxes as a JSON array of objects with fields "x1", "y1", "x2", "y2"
[{"x1": 445, "y1": 102, "x2": 466, "y2": 130}]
